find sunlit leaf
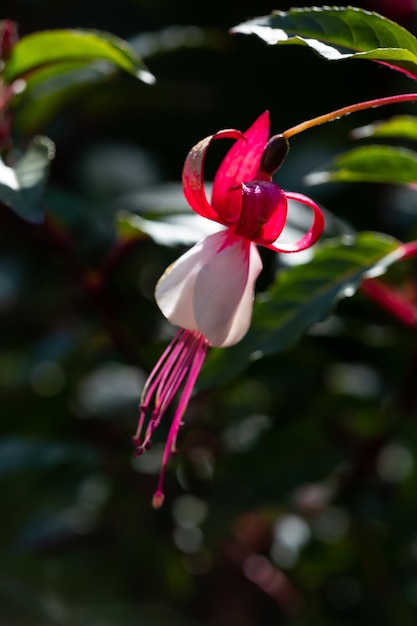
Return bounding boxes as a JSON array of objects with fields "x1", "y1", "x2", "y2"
[
  {"x1": 3, "y1": 29, "x2": 155, "y2": 85},
  {"x1": 232, "y1": 6, "x2": 417, "y2": 78},
  {"x1": 0, "y1": 136, "x2": 55, "y2": 223},
  {"x1": 352, "y1": 115, "x2": 417, "y2": 140},
  {"x1": 200, "y1": 232, "x2": 401, "y2": 386},
  {"x1": 305, "y1": 145, "x2": 417, "y2": 186}
]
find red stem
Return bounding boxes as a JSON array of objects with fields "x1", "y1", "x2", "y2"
[
  {"x1": 282, "y1": 93, "x2": 417, "y2": 139},
  {"x1": 361, "y1": 277, "x2": 417, "y2": 328}
]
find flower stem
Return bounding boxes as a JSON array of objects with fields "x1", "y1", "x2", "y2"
[
  {"x1": 282, "y1": 93, "x2": 417, "y2": 139},
  {"x1": 400, "y1": 239, "x2": 417, "y2": 261},
  {"x1": 361, "y1": 278, "x2": 417, "y2": 328}
]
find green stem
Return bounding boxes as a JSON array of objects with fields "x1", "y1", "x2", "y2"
[{"x1": 282, "y1": 93, "x2": 417, "y2": 139}]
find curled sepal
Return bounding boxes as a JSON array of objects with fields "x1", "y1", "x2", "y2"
[
  {"x1": 235, "y1": 180, "x2": 288, "y2": 245},
  {"x1": 267, "y1": 191, "x2": 325, "y2": 253},
  {"x1": 182, "y1": 129, "x2": 245, "y2": 224}
]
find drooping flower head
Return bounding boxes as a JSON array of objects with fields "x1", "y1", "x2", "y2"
[{"x1": 133, "y1": 111, "x2": 325, "y2": 507}]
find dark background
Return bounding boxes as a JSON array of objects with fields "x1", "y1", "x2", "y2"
[{"x1": 1, "y1": 1, "x2": 417, "y2": 625}]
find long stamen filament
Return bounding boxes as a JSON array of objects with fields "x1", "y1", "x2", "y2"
[
  {"x1": 282, "y1": 93, "x2": 417, "y2": 140},
  {"x1": 139, "y1": 329, "x2": 184, "y2": 408},
  {"x1": 152, "y1": 334, "x2": 208, "y2": 509},
  {"x1": 134, "y1": 329, "x2": 187, "y2": 445},
  {"x1": 154, "y1": 332, "x2": 197, "y2": 412},
  {"x1": 142, "y1": 339, "x2": 194, "y2": 444},
  {"x1": 133, "y1": 329, "x2": 209, "y2": 498}
]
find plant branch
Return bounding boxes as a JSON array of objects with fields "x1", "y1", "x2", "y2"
[{"x1": 282, "y1": 93, "x2": 417, "y2": 139}]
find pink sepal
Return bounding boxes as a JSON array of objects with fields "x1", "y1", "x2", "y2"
[
  {"x1": 266, "y1": 191, "x2": 325, "y2": 253},
  {"x1": 212, "y1": 111, "x2": 270, "y2": 223},
  {"x1": 182, "y1": 129, "x2": 245, "y2": 224}
]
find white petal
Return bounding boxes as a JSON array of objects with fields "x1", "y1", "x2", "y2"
[
  {"x1": 155, "y1": 229, "x2": 229, "y2": 330},
  {"x1": 194, "y1": 239, "x2": 262, "y2": 347}
]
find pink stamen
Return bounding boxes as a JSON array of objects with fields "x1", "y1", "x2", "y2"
[
  {"x1": 154, "y1": 331, "x2": 196, "y2": 413},
  {"x1": 133, "y1": 329, "x2": 209, "y2": 508},
  {"x1": 152, "y1": 335, "x2": 208, "y2": 508},
  {"x1": 142, "y1": 332, "x2": 199, "y2": 445},
  {"x1": 133, "y1": 328, "x2": 185, "y2": 445}
]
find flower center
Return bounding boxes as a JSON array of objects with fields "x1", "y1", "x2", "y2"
[{"x1": 234, "y1": 180, "x2": 288, "y2": 245}]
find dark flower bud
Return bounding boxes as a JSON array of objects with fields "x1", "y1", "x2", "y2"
[
  {"x1": 0, "y1": 20, "x2": 18, "y2": 62},
  {"x1": 260, "y1": 134, "x2": 289, "y2": 176}
]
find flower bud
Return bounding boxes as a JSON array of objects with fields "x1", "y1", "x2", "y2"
[{"x1": 260, "y1": 134, "x2": 289, "y2": 176}]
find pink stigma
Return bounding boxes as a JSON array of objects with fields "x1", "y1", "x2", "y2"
[{"x1": 133, "y1": 328, "x2": 209, "y2": 508}]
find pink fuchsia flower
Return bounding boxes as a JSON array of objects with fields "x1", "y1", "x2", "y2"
[{"x1": 133, "y1": 111, "x2": 325, "y2": 507}]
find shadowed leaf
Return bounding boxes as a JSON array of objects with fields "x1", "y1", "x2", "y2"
[{"x1": 0, "y1": 136, "x2": 55, "y2": 223}]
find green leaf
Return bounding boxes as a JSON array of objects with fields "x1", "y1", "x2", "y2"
[
  {"x1": 13, "y1": 64, "x2": 107, "y2": 133},
  {"x1": 0, "y1": 136, "x2": 55, "y2": 223},
  {"x1": 305, "y1": 145, "x2": 417, "y2": 186},
  {"x1": 200, "y1": 232, "x2": 401, "y2": 387},
  {"x1": 352, "y1": 115, "x2": 417, "y2": 140},
  {"x1": 232, "y1": 6, "x2": 417, "y2": 78},
  {"x1": 3, "y1": 29, "x2": 155, "y2": 85}
]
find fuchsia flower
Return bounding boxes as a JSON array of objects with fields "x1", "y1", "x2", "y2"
[{"x1": 133, "y1": 111, "x2": 325, "y2": 507}]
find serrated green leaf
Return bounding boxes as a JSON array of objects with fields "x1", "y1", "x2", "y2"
[
  {"x1": 199, "y1": 232, "x2": 401, "y2": 387},
  {"x1": 352, "y1": 115, "x2": 417, "y2": 140},
  {"x1": 305, "y1": 145, "x2": 417, "y2": 186},
  {"x1": 232, "y1": 6, "x2": 417, "y2": 78},
  {"x1": 3, "y1": 29, "x2": 155, "y2": 85},
  {"x1": 0, "y1": 136, "x2": 55, "y2": 223}
]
